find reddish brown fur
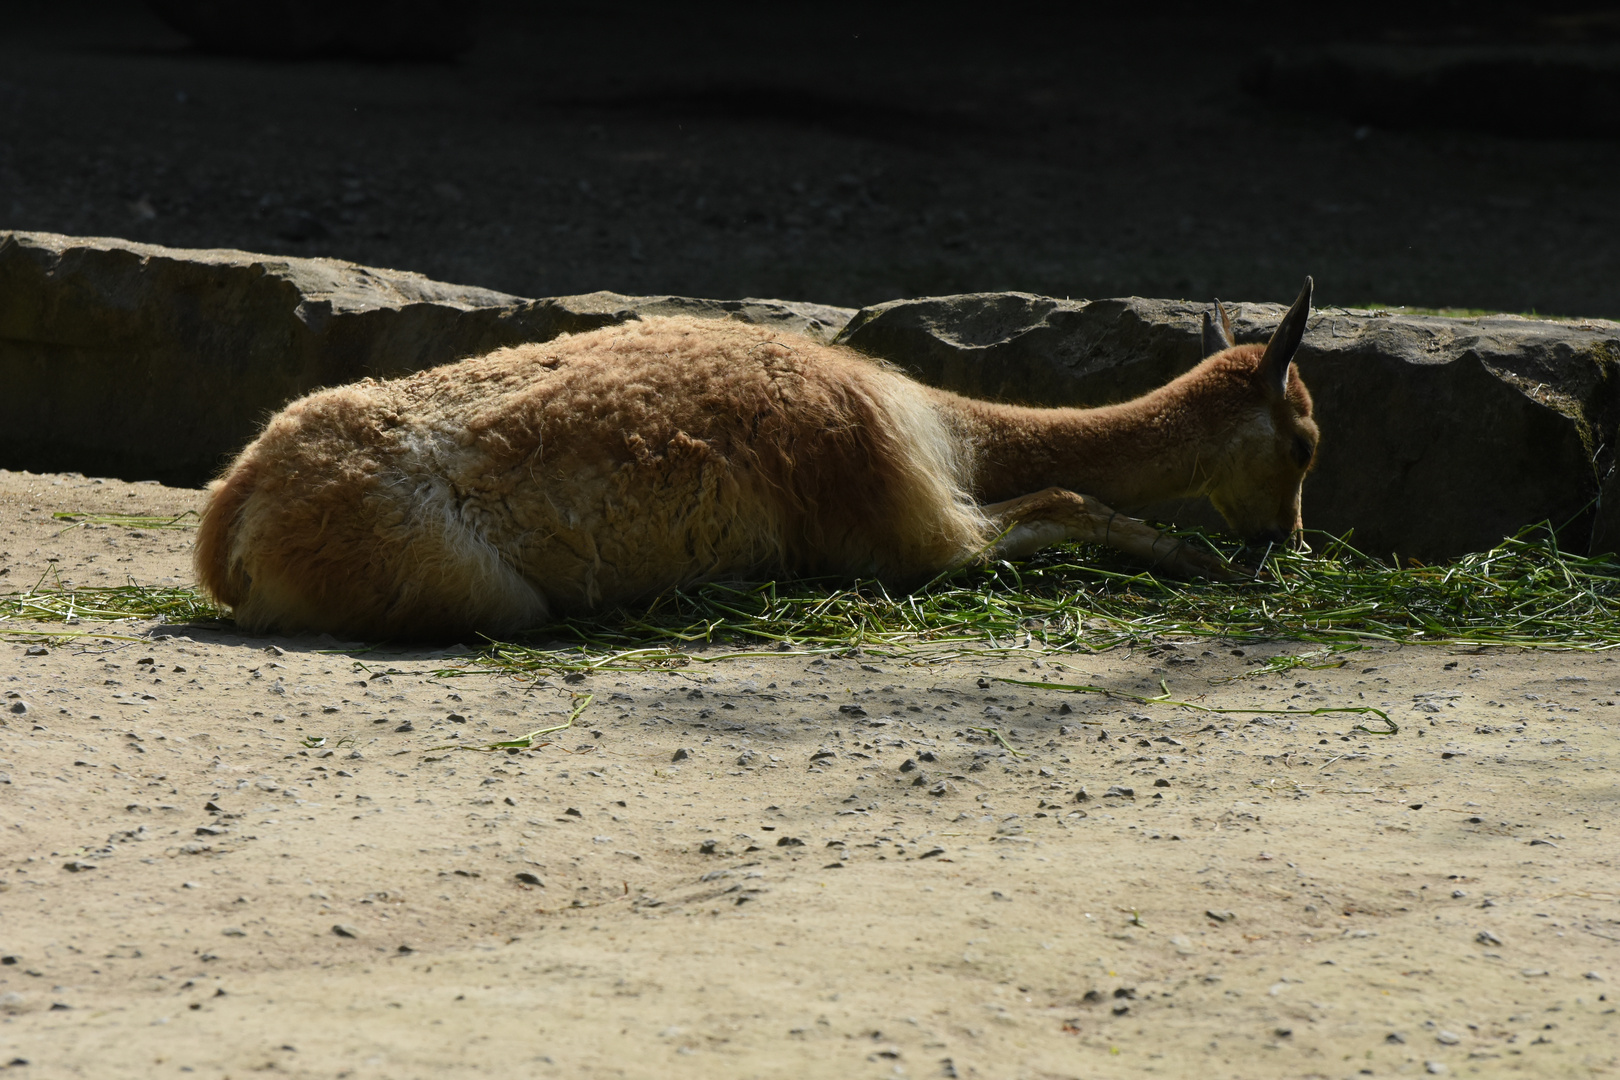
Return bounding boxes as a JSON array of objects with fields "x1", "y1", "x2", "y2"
[{"x1": 196, "y1": 306, "x2": 1317, "y2": 639}]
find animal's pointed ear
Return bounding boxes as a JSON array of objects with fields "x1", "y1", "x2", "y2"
[
  {"x1": 1201, "y1": 299, "x2": 1235, "y2": 358},
  {"x1": 1257, "y1": 276, "x2": 1312, "y2": 398}
]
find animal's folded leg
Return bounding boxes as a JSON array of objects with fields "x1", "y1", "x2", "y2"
[{"x1": 981, "y1": 486, "x2": 1238, "y2": 580}]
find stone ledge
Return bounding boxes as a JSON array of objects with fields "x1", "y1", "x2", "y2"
[{"x1": 5, "y1": 230, "x2": 1618, "y2": 559}]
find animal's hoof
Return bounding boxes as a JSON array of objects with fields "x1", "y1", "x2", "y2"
[{"x1": 1168, "y1": 546, "x2": 1241, "y2": 582}]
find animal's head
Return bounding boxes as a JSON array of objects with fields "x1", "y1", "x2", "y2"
[{"x1": 1200, "y1": 277, "x2": 1319, "y2": 546}]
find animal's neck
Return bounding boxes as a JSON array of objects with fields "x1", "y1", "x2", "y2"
[{"x1": 934, "y1": 383, "x2": 1215, "y2": 510}]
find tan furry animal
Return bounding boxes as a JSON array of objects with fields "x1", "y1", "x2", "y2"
[{"x1": 196, "y1": 280, "x2": 1319, "y2": 639}]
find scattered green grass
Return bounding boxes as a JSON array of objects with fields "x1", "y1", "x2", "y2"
[
  {"x1": 4, "y1": 524, "x2": 1619, "y2": 677},
  {"x1": 0, "y1": 576, "x2": 219, "y2": 631},
  {"x1": 467, "y1": 522, "x2": 1620, "y2": 678}
]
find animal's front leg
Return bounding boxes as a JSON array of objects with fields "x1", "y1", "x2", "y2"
[{"x1": 980, "y1": 487, "x2": 1238, "y2": 580}]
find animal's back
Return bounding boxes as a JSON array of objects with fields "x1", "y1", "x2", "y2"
[{"x1": 196, "y1": 316, "x2": 988, "y2": 638}]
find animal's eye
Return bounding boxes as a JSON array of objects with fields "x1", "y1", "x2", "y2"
[{"x1": 1291, "y1": 435, "x2": 1316, "y2": 468}]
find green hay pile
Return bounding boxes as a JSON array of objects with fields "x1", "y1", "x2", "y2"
[{"x1": 5, "y1": 524, "x2": 1617, "y2": 674}]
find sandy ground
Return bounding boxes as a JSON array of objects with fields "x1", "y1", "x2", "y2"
[{"x1": 1, "y1": 467, "x2": 1617, "y2": 1079}]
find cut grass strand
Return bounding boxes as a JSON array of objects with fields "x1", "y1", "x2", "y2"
[
  {"x1": 994, "y1": 676, "x2": 1399, "y2": 736},
  {"x1": 53, "y1": 510, "x2": 200, "y2": 529},
  {"x1": 425, "y1": 693, "x2": 594, "y2": 754},
  {"x1": 968, "y1": 727, "x2": 1027, "y2": 757}
]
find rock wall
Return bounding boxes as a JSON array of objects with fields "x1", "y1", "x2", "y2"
[
  {"x1": 4, "y1": 229, "x2": 1618, "y2": 560},
  {"x1": 0, "y1": 231, "x2": 851, "y2": 486}
]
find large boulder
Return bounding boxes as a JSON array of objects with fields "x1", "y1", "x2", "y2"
[
  {"x1": 837, "y1": 294, "x2": 1620, "y2": 560},
  {"x1": 0, "y1": 231, "x2": 853, "y2": 486}
]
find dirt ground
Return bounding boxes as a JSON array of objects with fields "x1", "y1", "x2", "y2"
[{"x1": 2, "y1": 469, "x2": 1617, "y2": 1080}]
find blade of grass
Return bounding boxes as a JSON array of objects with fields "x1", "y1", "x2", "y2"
[
  {"x1": 425, "y1": 693, "x2": 594, "y2": 754},
  {"x1": 994, "y1": 675, "x2": 1398, "y2": 735},
  {"x1": 966, "y1": 727, "x2": 1026, "y2": 757},
  {"x1": 53, "y1": 510, "x2": 200, "y2": 529}
]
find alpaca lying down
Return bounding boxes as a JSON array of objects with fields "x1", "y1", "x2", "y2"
[{"x1": 195, "y1": 280, "x2": 1318, "y2": 639}]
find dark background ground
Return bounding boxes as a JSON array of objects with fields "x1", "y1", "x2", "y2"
[{"x1": 2, "y1": 1, "x2": 1618, "y2": 317}]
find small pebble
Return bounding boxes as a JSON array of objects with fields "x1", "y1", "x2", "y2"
[
  {"x1": 1476, "y1": 930, "x2": 1503, "y2": 946},
  {"x1": 331, "y1": 924, "x2": 360, "y2": 939}
]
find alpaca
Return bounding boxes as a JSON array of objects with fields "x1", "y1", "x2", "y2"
[{"x1": 195, "y1": 279, "x2": 1319, "y2": 639}]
